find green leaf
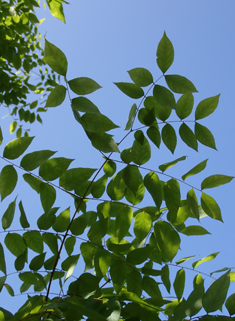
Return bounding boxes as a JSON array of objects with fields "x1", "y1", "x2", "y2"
[
  {"x1": 126, "y1": 270, "x2": 142, "y2": 297},
  {"x1": 88, "y1": 132, "x2": 120, "y2": 153},
  {"x1": 110, "y1": 259, "x2": 128, "y2": 294},
  {"x1": 138, "y1": 107, "x2": 156, "y2": 127},
  {"x1": 116, "y1": 206, "x2": 133, "y2": 242},
  {"x1": 3, "y1": 137, "x2": 34, "y2": 160},
  {"x1": 134, "y1": 212, "x2": 152, "y2": 243},
  {"x1": 81, "y1": 113, "x2": 119, "y2": 132},
  {"x1": 91, "y1": 174, "x2": 107, "y2": 198},
  {"x1": 182, "y1": 159, "x2": 208, "y2": 181},
  {"x1": 23, "y1": 174, "x2": 43, "y2": 193},
  {"x1": 42, "y1": 232, "x2": 58, "y2": 255},
  {"x1": 68, "y1": 77, "x2": 101, "y2": 95},
  {"x1": 80, "y1": 242, "x2": 97, "y2": 271},
  {"x1": 201, "y1": 174, "x2": 234, "y2": 190},
  {"x1": 61, "y1": 254, "x2": 80, "y2": 272},
  {"x1": 88, "y1": 218, "x2": 108, "y2": 243},
  {"x1": 94, "y1": 249, "x2": 112, "y2": 278},
  {"x1": 29, "y1": 253, "x2": 46, "y2": 271},
  {"x1": 107, "y1": 170, "x2": 126, "y2": 200},
  {"x1": 23, "y1": 231, "x2": 43, "y2": 254},
  {"x1": 176, "y1": 94, "x2": 194, "y2": 119},
  {"x1": 186, "y1": 274, "x2": 204, "y2": 316},
  {"x1": 40, "y1": 183, "x2": 56, "y2": 212},
  {"x1": 195, "y1": 95, "x2": 220, "y2": 120},
  {"x1": 10, "y1": 121, "x2": 17, "y2": 134},
  {"x1": 192, "y1": 252, "x2": 219, "y2": 269},
  {"x1": 179, "y1": 123, "x2": 198, "y2": 151},
  {"x1": 142, "y1": 276, "x2": 163, "y2": 301},
  {"x1": 144, "y1": 172, "x2": 162, "y2": 209},
  {"x1": 164, "y1": 179, "x2": 181, "y2": 218},
  {"x1": 125, "y1": 104, "x2": 137, "y2": 130},
  {"x1": 153, "y1": 85, "x2": 176, "y2": 109},
  {"x1": 161, "y1": 124, "x2": 177, "y2": 154},
  {"x1": 161, "y1": 265, "x2": 171, "y2": 293},
  {"x1": 127, "y1": 246, "x2": 152, "y2": 265},
  {"x1": 14, "y1": 250, "x2": 27, "y2": 271},
  {"x1": 195, "y1": 122, "x2": 217, "y2": 150},
  {"x1": 45, "y1": 39, "x2": 67, "y2": 75},
  {"x1": 181, "y1": 226, "x2": 210, "y2": 236},
  {"x1": 159, "y1": 156, "x2": 186, "y2": 172},
  {"x1": 59, "y1": 167, "x2": 96, "y2": 190},
  {"x1": 0, "y1": 165, "x2": 17, "y2": 201},
  {"x1": 201, "y1": 193, "x2": 223, "y2": 222},
  {"x1": 39, "y1": 157, "x2": 73, "y2": 181},
  {"x1": 0, "y1": 276, "x2": 6, "y2": 292},
  {"x1": 46, "y1": 0, "x2": 66, "y2": 22},
  {"x1": 65, "y1": 237, "x2": 76, "y2": 256},
  {"x1": 144, "y1": 96, "x2": 171, "y2": 121},
  {"x1": 156, "y1": 32, "x2": 174, "y2": 73},
  {"x1": 174, "y1": 268, "x2": 185, "y2": 300},
  {"x1": 72, "y1": 97, "x2": 100, "y2": 114},
  {"x1": 128, "y1": 68, "x2": 153, "y2": 87},
  {"x1": 226, "y1": 293, "x2": 235, "y2": 315},
  {"x1": 165, "y1": 75, "x2": 198, "y2": 94},
  {"x1": 114, "y1": 82, "x2": 144, "y2": 99},
  {"x1": 0, "y1": 127, "x2": 3, "y2": 145},
  {"x1": 5, "y1": 233, "x2": 27, "y2": 257},
  {"x1": 70, "y1": 214, "x2": 89, "y2": 236},
  {"x1": 52, "y1": 207, "x2": 70, "y2": 232},
  {"x1": 103, "y1": 160, "x2": 116, "y2": 177},
  {"x1": 2, "y1": 197, "x2": 16, "y2": 230},
  {"x1": 20, "y1": 150, "x2": 56, "y2": 171},
  {"x1": 131, "y1": 130, "x2": 151, "y2": 165},
  {"x1": 154, "y1": 220, "x2": 180, "y2": 262},
  {"x1": 19, "y1": 272, "x2": 38, "y2": 285},
  {"x1": 45, "y1": 85, "x2": 66, "y2": 107},
  {"x1": 4, "y1": 283, "x2": 14, "y2": 297},
  {"x1": 0, "y1": 243, "x2": 6, "y2": 275},
  {"x1": 147, "y1": 126, "x2": 161, "y2": 148},
  {"x1": 123, "y1": 165, "x2": 143, "y2": 195},
  {"x1": 187, "y1": 188, "x2": 199, "y2": 220},
  {"x1": 202, "y1": 270, "x2": 230, "y2": 313}
]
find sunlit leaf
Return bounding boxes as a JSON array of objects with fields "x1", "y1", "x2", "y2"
[
  {"x1": 114, "y1": 82, "x2": 144, "y2": 99},
  {"x1": 0, "y1": 243, "x2": 6, "y2": 275},
  {"x1": 131, "y1": 130, "x2": 151, "y2": 165},
  {"x1": 126, "y1": 270, "x2": 142, "y2": 297},
  {"x1": 45, "y1": 85, "x2": 66, "y2": 107},
  {"x1": 187, "y1": 189, "x2": 199, "y2": 220},
  {"x1": 161, "y1": 265, "x2": 171, "y2": 293},
  {"x1": 29, "y1": 253, "x2": 46, "y2": 271},
  {"x1": 40, "y1": 183, "x2": 56, "y2": 212},
  {"x1": 3, "y1": 137, "x2": 34, "y2": 160},
  {"x1": 134, "y1": 211, "x2": 152, "y2": 243},
  {"x1": 0, "y1": 165, "x2": 17, "y2": 201},
  {"x1": 88, "y1": 132, "x2": 120, "y2": 153},
  {"x1": 46, "y1": 0, "x2": 66, "y2": 22},
  {"x1": 45, "y1": 39, "x2": 67, "y2": 75},
  {"x1": 103, "y1": 160, "x2": 116, "y2": 177},
  {"x1": 201, "y1": 174, "x2": 234, "y2": 190},
  {"x1": 159, "y1": 156, "x2": 186, "y2": 172},
  {"x1": 195, "y1": 95, "x2": 220, "y2": 120},
  {"x1": 72, "y1": 97, "x2": 100, "y2": 114},
  {"x1": 156, "y1": 32, "x2": 174, "y2": 73},
  {"x1": 39, "y1": 157, "x2": 73, "y2": 181},
  {"x1": 176, "y1": 94, "x2": 194, "y2": 119},
  {"x1": 59, "y1": 167, "x2": 96, "y2": 191},
  {"x1": 147, "y1": 126, "x2": 161, "y2": 148},
  {"x1": 5, "y1": 233, "x2": 27, "y2": 257},
  {"x1": 165, "y1": 75, "x2": 197, "y2": 94},
  {"x1": 144, "y1": 172, "x2": 162, "y2": 209},
  {"x1": 180, "y1": 226, "x2": 210, "y2": 236},
  {"x1": 192, "y1": 252, "x2": 219, "y2": 269},
  {"x1": 128, "y1": 68, "x2": 153, "y2": 87},
  {"x1": 125, "y1": 104, "x2": 137, "y2": 130},
  {"x1": 185, "y1": 274, "x2": 204, "y2": 316},
  {"x1": 179, "y1": 123, "x2": 198, "y2": 151},
  {"x1": 23, "y1": 231, "x2": 43, "y2": 254},
  {"x1": 110, "y1": 259, "x2": 129, "y2": 294},
  {"x1": 116, "y1": 206, "x2": 133, "y2": 242},
  {"x1": 201, "y1": 193, "x2": 223, "y2": 222},
  {"x1": 195, "y1": 122, "x2": 217, "y2": 150},
  {"x1": 2, "y1": 197, "x2": 16, "y2": 230},
  {"x1": 182, "y1": 159, "x2": 208, "y2": 181},
  {"x1": 164, "y1": 179, "x2": 181, "y2": 217},
  {"x1": 68, "y1": 77, "x2": 101, "y2": 95},
  {"x1": 81, "y1": 113, "x2": 119, "y2": 132},
  {"x1": 20, "y1": 150, "x2": 56, "y2": 171},
  {"x1": 144, "y1": 96, "x2": 171, "y2": 121},
  {"x1": 226, "y1": 293, "x2": 235, "y2": 315},
  {"x1": 153, "y1": 85, "x2": 176, "y2": 109},
  {"x1": 107, "y1": 170, "x2": 126, "y2": 200},
  {"x1": 174, "y1": 268, "x2": 185, "y2": 300},
  {"x1": 161, "y1": 124, "x2": 177, "y2": 154},
  {"x1": 202, "y1": 270, "x2": 230, "y2": 313},
  {"x1": 52, "y1": 207, "x2": 70, "y2": 232}
]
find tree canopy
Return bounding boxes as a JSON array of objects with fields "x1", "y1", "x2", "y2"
[{"x1": 0, "y1": 1, "x2": 234, "y2": 321}]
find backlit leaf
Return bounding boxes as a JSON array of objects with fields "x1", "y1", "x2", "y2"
[
  {"x1": 0, "y1": 165, "x2": 17, "y2": 201},
  {"x1": 195, "y1": 95, "x2": 220, "y2": 120},
  {"x1": 110, "y1": 259, "x2": 128, "y2": 294},
  {"x1": 186, "y1": 274, "x2": 204, "y2": 316},
  {"x1": 2, "y1": 197, "x2": 16, "y2": 230},
  {"x1": 164, "y1": 179, "x2": 181, "y2": 217},
  {"x1": 23, "y1": 174, "x2": 43, "y2": 193},
  {"x1": 68, "y1": 77, "x2": 101, "y2": 95},
  {"x1": 81, "y1": 113, "x2": 119, "y2": 132},
  {"x1": 195, "y1": 122, "x2": 217, "y2": 150},
  {"x1": 91, "y1": 174, "x2": 107, "y2": 198},
  {"x1": 161, "y1": 124, "x2": 177, "y2": 154},
  {"x1": 23, "y1": 231, "x2": 43, "y2": 254},
  {"x1": 153, "y1": 85, "x2": 176, "y2": 109},
  {"x1": 179, "y1": 123, "x2": 198, "y2": 151},
  {"x1": 142, "y1": 275, "x2": 163, "y2": 300},
  {"x1": 72, "y1": 97, "x2": 100, "y2": 114},
  {"x1": 174, "y1": 268, "x2": 185, "y2": 300},
  {"x1": 103, "y1": 160, "x2": 116, "y2": 177},
  {"x1": 127, "y1": 246, "x2": 152, "y2": 265},
  {"x1": 0, "y1": 243, "x2": 6, "y2": 275},
  {"x1": 20, "y1": 150, "x2": 56, "y2": 171},
  {"x1": 45, "y1": 39, "x2": 67, "y2": 75},
  {"x1": 5, "y1": 233, "x2": 27, "y2": 257},
  {"x1": 202, "y1": 270, "x2": 230, "y2": 313},
  {"x1": 201, "y1": 193, "x2": 223, "y2": 222},
  {"x1": 128, "y1": 68, "x2": 153, "y2": 87},
  {"x1": 46, "y1": 0, "x2": 66, "y2": 22},
  {"x1": 3, "y1": 137, "x2": 34, "y2": 160},
  {"x1": 125, "y1": 104, "x2": 137, "y2": 130},
  {"x1": 176, "y1": 94, "x2": 194, "y2": 119},
  {"x1": 114, "y1": 82, "x2": 144, "y2": 99},
  {"x1": 134, "y1": 211, "x2": 152, "y2": 243},
  {"x1": 29, "y1": 253, "x2": 46, "y2": 271},
  {"x1": 165, "y1": 75, "x2": 198, "y2": 94},
  {"x1": 144, "y1": 172, "x2": 163, "y2": 209},
  {"x1": 201, "y1": 174, "x2": 234, "y2": 190},
  {"x1": 147, "y1": 126, "x2": 161, "y2": 148},
  {"x1": 39, "y1": 157, "x2": 73, "y2": 181},
  {"x1": 116, "y1": 206, "x2": 133, "y2": 242},
  {"x1": 80, "y1": 242, "x2": 97, "y2": 271},
  {"x1": 156, "y1": 32, "x2": 174, "y2": 73},
  {"x1": 65, "y1": 237, "x2": 76, "y2": 256},
  {"x1": 187, "y1": 189, "x2": 199, "y2": 220},
  {"x1": 45, "y1": 85, "x2": 66, "y2": 107},
  {"x1": 52, "y1": 207, "x2": 70, "y2": 232},
  {"x1": 180, "y1": 226, "x2": 210, "y2": 236},
  {"x1": 226, "y1": 293, "x2": 235, "y2": 315},
  {"x1": 59, "y1": 167, "x2": 96, "y2": 191},
  {"x1": 40, "y1": 183, "x2": 56, "y2": 212},
  {"x1": 126, "y1": 270, "x2": 142, "y2": 297},
  {"x1": 88, "y1": 132, "x2": 120, "y2": 153},
  {"x1": 123, "y1": 165, "x2": 143, "y2": 195},
  {"x1": 159, "y1": 156, "x2": 186, "y2": 172},
  {"x1": 145, "y1": 96, "x2": 171, "y2": 121},
  {"x1": 192, "y1": 252, "x2": 219, "y2": 269},
  {"x1": 107, "y1": 170, "x2": 126, "y2": 200},
  {"x1": 131, "y1": 130, "x2": 151, "y2": 165},
  {"x1": 182, "y1": 159, "x2": 208, "y2": 181}
]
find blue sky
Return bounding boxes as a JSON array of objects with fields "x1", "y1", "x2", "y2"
[{"x1": 1, "y1": 0, "x2": 235, "y2": 315}]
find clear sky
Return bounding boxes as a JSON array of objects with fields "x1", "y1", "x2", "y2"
[{"x1": 1, "y1": 0, "x2": 235, "y2": 315}]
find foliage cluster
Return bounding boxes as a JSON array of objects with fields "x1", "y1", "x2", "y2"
[{"x1": 0, "y1": 2, "x2": 234, "y2": 321}]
